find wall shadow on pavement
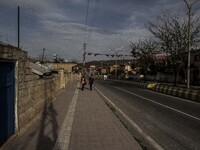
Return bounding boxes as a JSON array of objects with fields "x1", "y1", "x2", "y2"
[
  {"x1": 17, "y1": 80, "x2": 59, "y2": 150},
  {"x1": 3, "y1": 78, "x2": 60, "y2": 150},
  {"x1": 18, "y1": 79, "x2": 59, "y2": 150},
  {"x1": 35, "y1": 79, "x2": 58, "y2": 150},
  {"x1": 35, "y1": 103, "x2": 58, "y2": 150}
]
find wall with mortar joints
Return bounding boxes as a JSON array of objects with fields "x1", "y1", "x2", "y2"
[{"x1": 0, "y1": 43, "x2": 73, "y2": 131}]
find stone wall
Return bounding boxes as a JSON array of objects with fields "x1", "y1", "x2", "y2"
[
  {"x1": 0, "y1": 43, "x2": 27, "y2": 61},
  {"x1": 0, "y1": 43, "x2": 74, "y2": 132},
  {"x1": 48, "y1": 63, "x2": 77, "y2": 73},
  {"x1": 17, "y1": 65, "x2": 61, "y2": 129}
]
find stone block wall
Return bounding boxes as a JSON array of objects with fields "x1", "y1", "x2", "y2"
[
  {"x1": 0, "y1": 44, "x2": 27, "y2": 61},
  {"x1": 17, "y1": 65, "x2": 61, "y2": 129},
  {"x1": 65, "y1": 73, "x2": 76, "y2": 84},
  {"x1": 0, "y1": 43, "x2": 74, "y2": 132},
  {"x1": 48, "y1": 63, "x2": 77, "y2": 73}
]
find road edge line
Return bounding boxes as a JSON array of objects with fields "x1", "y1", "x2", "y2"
[
  {"x1": 95, "y1": 86, "x2": 164, "y2": 150},
  {"x1": 115, "y1": 87, "x2": 200, "y2": 122}
]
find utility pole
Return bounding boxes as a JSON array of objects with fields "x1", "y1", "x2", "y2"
[
  {"x1": 17, "y1": 6, "x2": 20, "y2": 49},
  {"x1": 184, "y1": 0, "x2": 199, "y2": 89},
  {"x1": 115, "y1": 52, "x2": 118, "y2": 79},
  {"x1": 83, "y1": 43, "x2": 87, "y2": 71},
  {"x1": 187, "y1": 5, "x2": 192, "y2": 89},
  {"x1": 42, "y1": 48, "x2": 45, "y2": 63}
]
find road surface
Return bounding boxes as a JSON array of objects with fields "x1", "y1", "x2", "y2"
[{"x1": 95, "y1": 79, "x2": 200, "y2": 150}]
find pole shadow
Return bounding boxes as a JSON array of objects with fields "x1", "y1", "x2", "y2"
[{"x1": 35, "y1": 79, "x2": 58, "y2": 150}]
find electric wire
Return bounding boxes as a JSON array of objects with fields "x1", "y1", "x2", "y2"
[
  {"x1": 84, "y1": 0, "x2": 90, "y2": 44},
  {"x1": 86, "y1": 0, "x2": 101, "y2": 44}
]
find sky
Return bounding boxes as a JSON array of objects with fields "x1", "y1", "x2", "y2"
[{"x1": 0, "y1": 0, "x2": 200, "y2": 62}]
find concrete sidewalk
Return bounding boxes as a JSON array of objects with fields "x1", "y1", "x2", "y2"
[{"x1": 2, "y1": 81, "x2": 141, "y2": 150}]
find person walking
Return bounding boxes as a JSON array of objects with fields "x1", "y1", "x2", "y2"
[
  {"x1": 81, "y1": 75, "x2": 87, "y2": 91},
  {"x1": 89, "y1": 74, "x2": 94, "y2": 91}
]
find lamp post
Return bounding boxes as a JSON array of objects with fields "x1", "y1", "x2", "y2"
[{"x1": 184, "y1": 0, "x2": 200, "y2": 89}]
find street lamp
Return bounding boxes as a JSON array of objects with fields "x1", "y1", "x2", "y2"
[{"x1": 184, "y1": 0, "x2": 200, "y2": 89}]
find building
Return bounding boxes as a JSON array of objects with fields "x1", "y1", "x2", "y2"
[
  {"x1": 48, "y1": 62, "x2": 77, "y2": 73},
  {"x1": 152, "y1": 49, "x2": 200, "y2": 85}
]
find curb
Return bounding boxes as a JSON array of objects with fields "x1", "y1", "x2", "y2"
[
  {"x1": 109, "y1": 79, "x2": 200, "y2": 103},
  {"x1": 95, "y1": 86, "x2": 164, "y2": 150}
]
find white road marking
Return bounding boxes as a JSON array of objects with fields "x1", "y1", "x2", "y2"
[
  {"x1": 144, "y1": 87, "x2": 200, "y2": 105},
  {"x1": 95, "y1": 87, "x2": 164, "y2": 150},
  {"x1": 110, "y1": 80, "x2": 200, "y2": 104},
  {"x1": 54, "y1": 82, "x2": 80, "y2": 150},
  {"x1": 115, "y1": 87, "x2": 200, "y2": 122},
  {"x1": 105, "y1": 81, "x2": 115, "y2": 84}
]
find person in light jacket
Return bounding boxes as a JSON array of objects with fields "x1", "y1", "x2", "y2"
[{"x1": 81, "y1": 75, "x2": 87, "y2": 91}]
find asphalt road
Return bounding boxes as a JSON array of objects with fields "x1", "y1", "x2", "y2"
[{"x1": 95, "y1": 79, "x2": 200, "y2": 150}]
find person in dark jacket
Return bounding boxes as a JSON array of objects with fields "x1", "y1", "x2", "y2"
[{"x1": 88, "y1": 74, "x2": 94, "y2": 91}]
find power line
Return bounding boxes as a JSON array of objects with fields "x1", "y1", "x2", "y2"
[
  {"x1": 86, "y1": 0, "x2": 101, "y2": 43},
  {"x1": 83, "y1": 0, "x2": 102, "y2": 66},
  {"x1": 18, "y1": 6, "x2": 20, "y2": 49},
  {"x1": 83, "y1": 0, "x2": 90, "y2": 68},
  {"x1": 84, "y1": 0, "x2": 90, "y2": 43}
]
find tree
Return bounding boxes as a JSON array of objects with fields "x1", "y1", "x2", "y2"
[
  {"x1": 148, "y1": 11, "x2": 200, "y2": 85},
  {"x1": 131, "y1": 39, "x2": 160, "y2": 79}
]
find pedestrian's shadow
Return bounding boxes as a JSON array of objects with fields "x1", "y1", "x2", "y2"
[
  {"x1": 77, "y1": 87, "x2": 82, "y2": 90},
  {"x1": 77, "y1": 87, "x2": 90, "y2": 91},
  {"x1": 85, "y1": 87, "x2": 90, "y2": 90}
]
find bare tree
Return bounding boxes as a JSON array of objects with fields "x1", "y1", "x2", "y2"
[
  {"x1": 148, "y1": 11, "x2": 200, "y2": 85},
  {"x1": 131, "y1": 39, "x2": 160, "y2": 79}
]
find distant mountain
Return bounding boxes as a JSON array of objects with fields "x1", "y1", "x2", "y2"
[{"x1": 85, "y1": 59, "x2": 133, "y2": 67}]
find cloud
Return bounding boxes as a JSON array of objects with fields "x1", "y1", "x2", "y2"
[
  {"x1": 67, "y1": 0, "x2": 85, "y2": 5},
  {"x1": 39, "y1": 12, "x2": 69, "y2": 22},
  {"x1": 1, "y1": 0, "x2": 200, "y2": 62}
]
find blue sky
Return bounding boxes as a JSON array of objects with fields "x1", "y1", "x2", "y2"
[{"x1": 0, "y1": 0, "x2": 200, "y2": 62}]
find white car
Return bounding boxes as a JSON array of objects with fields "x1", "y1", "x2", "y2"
[{"x1": 104, "y1": 75, "x2": 107, "y2": 80}]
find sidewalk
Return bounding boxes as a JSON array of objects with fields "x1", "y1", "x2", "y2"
[{"x1": 2, "y1": 81, "x2": 142, "y2": 150}]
